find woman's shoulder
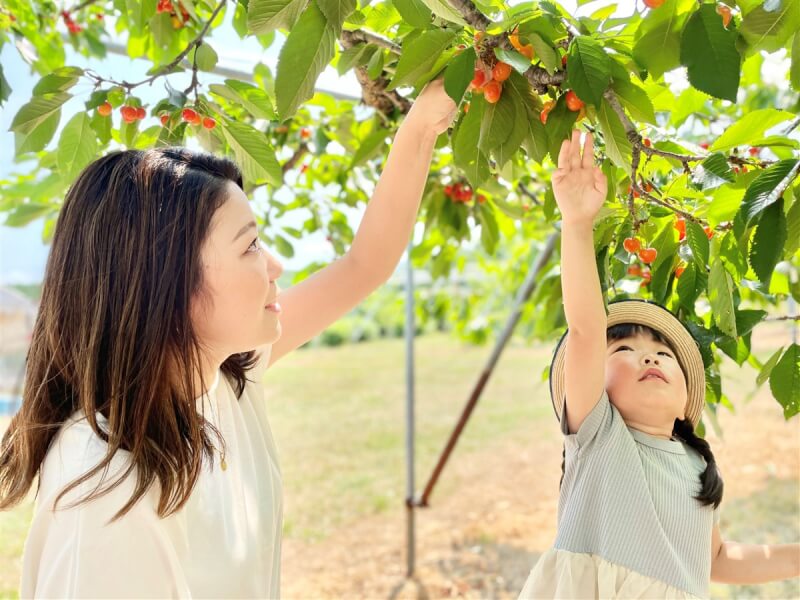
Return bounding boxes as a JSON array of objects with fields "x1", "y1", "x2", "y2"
[{"x1": 38, "y1": 412, "x2": 149, "y2": 514}]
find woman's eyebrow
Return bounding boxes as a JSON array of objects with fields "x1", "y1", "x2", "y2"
[{"x1": 232, "y1": 221, "x2": 257, "y2": 243}]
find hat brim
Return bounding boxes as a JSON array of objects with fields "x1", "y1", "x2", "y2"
[{"x1": 549, "y1": 299, "x2": 706, "y2": 428}]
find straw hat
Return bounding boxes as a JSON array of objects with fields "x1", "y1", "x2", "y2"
[{"x1": 549, "y1": 299, "x2": 706, "y2": 427}]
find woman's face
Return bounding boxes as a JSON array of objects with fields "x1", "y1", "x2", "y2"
[
  {"x1": 604, "y1": 331, "x2": 688, "y2": 427},
  {"x1": 191, "y1": 181, "x2": 284, "y2": 360}
]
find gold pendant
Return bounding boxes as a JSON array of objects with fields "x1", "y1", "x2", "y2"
[{"x1": 221, "y1": 457, "x2": 228, "y2": 471}]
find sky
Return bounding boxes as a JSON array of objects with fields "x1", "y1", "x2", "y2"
[{"x1": 0, "y1": 0, "x2": 791, "y2": 285}]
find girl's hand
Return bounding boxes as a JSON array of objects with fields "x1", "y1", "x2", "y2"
[
  {"x1": 552, "y1": 130, "x2": 607, "y2": 226},
  {"x1": 405, "y1": 78, "x2": 458, "y2": 137}
]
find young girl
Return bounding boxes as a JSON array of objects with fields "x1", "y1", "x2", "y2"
[
  {"x1": 520, "y1": 130, "x2": 800, "y2": 599},
  {"x1": 0, "y1": 80, "x2": 457, "y2": 598}
]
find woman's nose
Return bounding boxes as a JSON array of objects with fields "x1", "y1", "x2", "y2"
[
  {"x1": 268, "y1": 254, "x2": 283, "y2": 281},
  {"x1": 642, "y1": 354, "x2": 660, "y2": 365}
]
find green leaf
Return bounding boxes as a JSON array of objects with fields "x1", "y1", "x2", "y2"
[
  {"x1": 494, "y1": 47, "x2": 532, "y2": 75},
  {"x1": 529, "y1": 33, "x2": 558, "y2": 74},
  {"x1": 749, "y1": 198, "x2": 787, "y2": 288},
  {"x1": 769, "y1": 344, "x2": 800, "y2": 418},
  {"x1": 443, "y1": 46, "x2": 475, "y2": 104},
  {"x1": 57, "y1": 112, "x2": 98, "y2": 181},
  {"x1": 10, "y1": 92, "x2": 70, "y2": 156},
  {"x1": 676, "y1": 262, "x2": 707, "y2": 311},
  {"x1": 3, "y1": 203, "x2": 56, "y2": 227},
  {"x1": 596, "y1": 97, "x2": 632, "y2": 174},
  {"x1": 0, "y1": 64, "x2": 10, "y2": 106},
  {"x1": 195, "y1": 43, "x2": 218, "y2": 72},
  {"x1": 221, "y1": 120, "x2": 283, "y2": 187},
  {"x1": 544, "y1": 96, "x2": 579, "y2": 165},
  {"x1": 740, "y1": 0, "x2": 800, "y2": 53},
  {"x1": 209, "y1": 79, "x2": 276, "y2": 120},
  {"x1": 453, "y1": 95, "x2": 490, "y2": 188},
  {"x1": 388, "y1": 29, "x2": 456, "y2": 90},
  {"x1": 633, "y1": 0, "x2": 694, "y2": 78},
  {"x1": 693, "y1": 152, "x2": 735, "y2": 189},
  {"x1": 686, "y1": 220, "x2": 709, "y2": 269},
  {"x1": 757, "y1": 346, "x2": 784, "y2": 387},
  {"x1": 273, "y1": 234, "x2": 295, "y2": 258},
  {"x1": 248, "y1": 0, "x2": 308, "y2": 33},
  {"x1": 710, "y1": 109, "x2": 795, "y2": 152},
  {"x1": 316, "y1": 0, "x2": 357, "y2": 30},
  {"x1": 494, "y1": 81, "x2": 529, "y2": 168},
  {"x1": 792, "y1": 33, "x2": 800, "y2": 91},
  {"x1": 737, "y1": 159, "x2": 800, "y2": 226},
  {"x1": 32, "y1": 67, "x2": 84, "y2": 96},
  {"x1": 366, "y1": 47, "x2": 385, "y2": 79},
  {"x1": 274, "y1": 2, "x2": 336, "y2": 120},
  {"x1": 567, "y1": 36, "x2": 612, "y2": 106},
  {"x1": 414, "y1": 0, "x2": 465, "y2": 25},
  {"x1": 479, "y1": 89, "x2": 515, "y2": 152},
  {"x1": 350, "y1": 125, "x2": 387, "y2": 168},
  {"x1": 392, "y1": 0, "x2": 432, "y2": 29},
  {"x1": 336, "y1": 44, "x2": 372, "y2": 75},
  {"x1": 611, "y1": 79, "x2": 656, "y2": 125},
  {"x1": 709, "y1": 258, "x2": 737, "y2": 338},
  {"x1": 680, "y1": 4, "x2": 741, "y2": 102},
  {"x1": 786, "y1": 194, "x2": 800, "y2": 256}
]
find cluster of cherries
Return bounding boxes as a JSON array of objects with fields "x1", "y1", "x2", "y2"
[
  {"x1": 444, "y1": 182, "x2": 486, "y2": 204},
  {"x1": 95, "y1": 101, "x2": 216, "y2": 129},
  {"x1": 622, "y1": 216, "x2": 716, "y2": 285},
  {"x1": 60, "y1": 10, "x2": 83, "y2": 34}
]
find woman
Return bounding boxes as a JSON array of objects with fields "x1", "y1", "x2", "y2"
[{"x1": 0, "y1": 80, "x2": 457, "y2": 598}]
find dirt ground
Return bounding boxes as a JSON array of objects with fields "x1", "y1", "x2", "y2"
[{"x1": 282, "y1": 327, "x2": 800, "y2": 599}]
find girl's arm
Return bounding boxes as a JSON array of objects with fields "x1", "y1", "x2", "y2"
[
  {"x1": 268, "y1": 79, "x2": 457, "y2": 365},
  {"x1": 711, "y1": 524, "x2": 800, "y2": 584},
  {"x1": 553, "y1": 130, "x2": 609, "y2": 433}
]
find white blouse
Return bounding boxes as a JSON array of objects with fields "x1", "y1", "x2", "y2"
[{"x1": 20, "y1": 349, "x2": 283, "y2": 598}]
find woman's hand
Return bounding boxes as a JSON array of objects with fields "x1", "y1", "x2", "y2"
[
  {"x1": 405, "y1": 78, "x2": 459, "y2": 137},
  {"x1": 552, "y1": 130, "x2": 607, "y2": 226}
]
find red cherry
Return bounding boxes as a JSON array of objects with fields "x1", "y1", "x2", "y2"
[
  {"x1": 644, "y1": 138, "x2": 652, "y2": 147},
  {"x1": 638, "y1": 248, "x2": 658, "y2": 264},
  {"x1": 98, "y1": 101, "x2": 112, "y2": 117},
  {"x1": 561, "y1": 55, "x2": 568, "y2": 68},
  {"x1": 202, "y1": 116, "x2": 216, "y2": 130},
  {"x1": 675, "y1": 265, "x2": 685, "y2": 279},
  {"x1": 300, "y1": 127, "x2": 311, "y2": 139},
  {"x1": 182, "y1": 108, "x2": 199, "y2": 123},
  {"x1": 565, "y1": 90, "x2": 583, "y2": 112},
  {"x1": 120, "y1": 106, "x2": 138, "y2": 123},
  {"x1": 484, "y1": 80, "x2": 502, "y2": 104},
  {"x1": 699, "y1": 142, "x2": 710, "y2": 150},
  {"x1": 748, "y1": 147, "x2": 759, "y2": 156},
  {"x1": 160, "y1": 113, "x2": 169, "y2": 126},
  {"x1": 641, "y1": 269, "x2": 652, "y2": 284},
  {"x1": 643, "y1": 0, "x2": 666, "y2": 7},
  {"x1": 704, "y1": 226, "x2": 714, "y2": 239},
  {"x1": 477, "y1": 194, "x2": 486, "y2": 204},
  {"x1": 623, "y1": 237, "x2": 641, "y2": 253},
  {"x1": 627, "y1": 264, "x2": 642, "y2": 277},
  {"x1": 470, "y1": 69, "x2": 487, "y2": 90},
  {"x1": 675, "y1": 218, "x2": 686, "y2": 237},
  {"x1": 492, "y1": 62, "x2": 512, "y2": 82},
  {"x1": 135, "y1": 107, "x2": 146, "y2": 120}
]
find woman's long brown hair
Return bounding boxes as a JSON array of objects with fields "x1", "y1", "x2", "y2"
[{"x1": 0, "y1": 147, "x2": 260, "y2": 520}]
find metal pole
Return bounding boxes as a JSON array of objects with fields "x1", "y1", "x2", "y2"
[
  {"x1": 417, "y1": 232, "x2": 558, "y2": 507},
  {"x1": 404, "y1": 242, "x2": 416, "y2": 577}
]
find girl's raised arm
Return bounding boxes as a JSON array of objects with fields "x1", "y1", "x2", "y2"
[{"x1": 552, "y1": 130, "x2": 609, "y2": 433}]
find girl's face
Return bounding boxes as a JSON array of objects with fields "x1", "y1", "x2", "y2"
[
  {"x1": 605, "y1": 331, "x2": 688, "y2": 428},
  {"x1": 191, "y1": 181, "x2": 284, "y2": 361}
]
